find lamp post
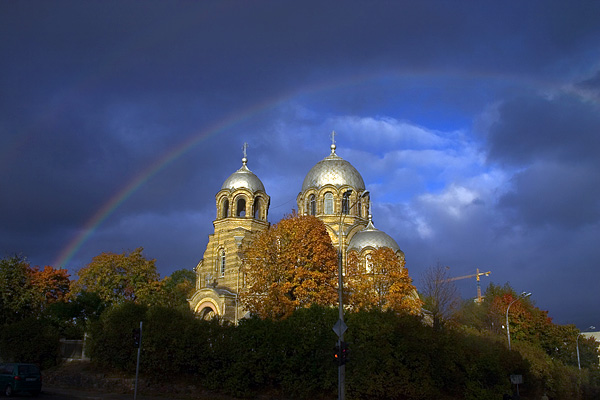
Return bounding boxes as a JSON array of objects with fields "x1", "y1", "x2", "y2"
[
  {"x1": 336, "y1": 189, "x2": 368, "y2": 400},
  {"x1": 234, "y1": 236, "x2": 244, "y2": 325},
  {"x1": 577, "y1": 325, "x2": 596, "y2": 370},
  {"x1": 506, "y1": 291, "x2": 531, "y2": 351}
]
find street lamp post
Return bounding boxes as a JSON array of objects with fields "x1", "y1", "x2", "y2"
[
  {"x1": 506, "y1": 291, "x2": 531, "y2": 351},
  {"x1": 336, "y1": 189, "x2": 368, "y2": 400},
  {"x1": 577, "y1": 325, "x2": 595, "y2": 370}
]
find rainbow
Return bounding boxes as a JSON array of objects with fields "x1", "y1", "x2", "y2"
[
  {"x1": 53, "y1": 69, "x2": 582, "y2": 269},
  {"x1": 52, "y1": 71, "x2": 387, "y2": 269},
  {"x1": 52, "y1": 95, "x2": 281, "y2": 268}
]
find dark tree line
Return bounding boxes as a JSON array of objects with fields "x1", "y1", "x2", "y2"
[
  {"x1": 86, "y1": 302, "x2": 598, "y2": 400},
  {"x1": 1, "y1": 247, "x2": 599, "y2": 399}
]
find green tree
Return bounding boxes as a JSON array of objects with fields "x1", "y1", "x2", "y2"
[
  {"x1": 71, "y1": 247, "x2": 161, "y2": 305},
  {"x1": 240, "y1": 214, "x2": 338, "y2": 320},
  {"x1": 159, "y1": 269, "x2": 196, "y2": 308},
  {"x1": 0, "y1": 255, "x2": 34, "y2": 323},
  {"x1": 45, "y1": 291, "x2": 108, "y2": 339}
]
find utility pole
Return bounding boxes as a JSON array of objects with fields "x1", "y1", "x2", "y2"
[
  {"x1": 333, "y1": 189, "x2": 369, "y2": 400},
  {"x1": 133, "y1": 321, "x2": 142, "y2": 400}
]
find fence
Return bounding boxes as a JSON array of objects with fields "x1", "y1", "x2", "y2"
[{"x1": 59, "y1": 335, "x2": 89, "y2": 361}]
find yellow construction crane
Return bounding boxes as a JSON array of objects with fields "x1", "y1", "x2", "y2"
[{"x1": 447, "y1": 268, "x2": 492, "y2": 303}]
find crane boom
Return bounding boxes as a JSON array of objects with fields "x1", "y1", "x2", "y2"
[{"x1": 445, "y1": 268, "x2": 491, "y2": 303}]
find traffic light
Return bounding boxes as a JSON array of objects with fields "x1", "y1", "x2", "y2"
[
  {"x1": 340, "y1": 341, "x2": 349, "y2": 365},
  {"x1": 334, "y1": 342, "x2": 350, "y2": 365},
  {"x1": 132, "y1": 328, "x2": 141, "y2": 348}
]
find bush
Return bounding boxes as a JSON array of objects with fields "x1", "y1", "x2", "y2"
[
  {"x1": 84, "y1": 303, "x2": 600, "y2": 399},
  {"x1": 140, "y1": 305, "x2": 207, "y2": 377},
  {"x1": 87, "y1": 302, "x2": 147, "y2": 371},
  {"x1": 0, "y1": 317, "x2": 60, "y2": 369}
]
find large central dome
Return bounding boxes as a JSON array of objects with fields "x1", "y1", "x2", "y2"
[{"x1": 301, "y1": 144, "x2": 365, "y2": 191}]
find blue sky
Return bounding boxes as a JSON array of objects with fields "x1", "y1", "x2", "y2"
[{"x1": 1, "y1": 1, "x2": 599, "y2": 329}]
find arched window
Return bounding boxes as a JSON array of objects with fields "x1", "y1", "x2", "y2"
[
  {"x1": 309, "y1": 195, "x2": 316, "y2": 216},
  {"x1": 236, "y1": 197, "x2": 246, "y2": 217},
  {"x1": 324, "y1": 192, "x2": 333, "y2": 214},
  {"x1": 220, "y1": 250, "x2": 226, "y2": 277},
  {"x1": 357, "y1": 199, "x2": 362, "y2": 217},
  {"x1": 254, "y1": 198, "x2": 261, "y2": 219},
  {"x1": 342, "y1": 192, "x2": 350, "y2": 215},
  {"x1": 222, "y1": 198, "x2": 229, "y2": 219},
  {"x1": 365, "y1": 254, "x2": 373, "y2": 273}
]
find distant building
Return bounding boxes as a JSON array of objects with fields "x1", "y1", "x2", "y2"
[
  {"x1": 188, "y1": 137, "x2": 405, "y2": 322},
  {"x1": 582, "y1": 331, "x2": 600, "y2": 365}
]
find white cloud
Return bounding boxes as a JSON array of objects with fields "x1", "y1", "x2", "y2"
[
  {"x1": 419, "y1": 184, "x2": 480, "y2": 218},
  {"x1": 324, "y1": 115, "x2": 453, "y2": 150}
]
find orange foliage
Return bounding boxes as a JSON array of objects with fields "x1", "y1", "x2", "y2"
[
  {"x1": 487, "y1": 287, "x2": 554, "y2": 345},
  {"x1": 346, "y1": 247, "x2": 422, "y2": 314},
  {"x1": 28, "y1": 265, "x2": 71, "y2": 304},
  {"x1": 240, "y1": 213, "x2": 338, "y2": 319}
]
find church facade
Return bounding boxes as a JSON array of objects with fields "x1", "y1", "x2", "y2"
[{"x1": 189, "y1": 137, "x2": 405, "y2": 322}]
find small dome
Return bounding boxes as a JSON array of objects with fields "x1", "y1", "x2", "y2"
[
  {"x1": 301, "y1": 143, "x2": 365, "y2": 191},
  {"x1": 349, "y1": 216, "x2": 401, "y2": 253},
  {"x1": 221, "y1": 157, "x2": 265, "y2": 193}
]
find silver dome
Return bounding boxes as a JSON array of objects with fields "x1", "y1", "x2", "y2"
[
  {"x1": 348, "y1": 217, "x2": 401, "y2": 253},
  {"x1": 221, "y1": 158, "x2": 265, "y2": 192},
  {"x1": 301, "y1": 144, "x2": 365, "y2": 191}
]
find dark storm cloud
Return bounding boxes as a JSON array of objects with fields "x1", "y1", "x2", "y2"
[
  {"x1": 485, "y1": 93, "x2": 600, "y2": 229},
  {"x1": 1, "y1": 0, "x2": 600, "y2": 328},
  {"x1": 487, "y1": 94, "x2": 600, "y2": 166},
  {"x1": 500, "y1": 162, "x2": 600, "y2": 229}
]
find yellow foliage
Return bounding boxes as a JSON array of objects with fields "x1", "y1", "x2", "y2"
[
  {"x1": 239, "y1": 214, "x2": 338, "y2": 319},
  {"x1": 346, "y1": 247, "x2": 422, "y2": 314}
]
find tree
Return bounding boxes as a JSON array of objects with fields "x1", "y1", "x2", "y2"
[
  {"x1": 0, "y1": 255, "x2": 35, "y2": 323},
  {"x1": 240, "y1": 214, "x2": 338, "y2": 320},
  {"x1": 71, "y1": 247, "x2": 161, "y2": 305},
  {"x1": 346, "y1": 247, "x2": 422, "y2": 315},
  {"x1": 161, "y1": 269, "x2": 196, "y2": 306},
  {"x1": 420, "y1": 263, "x2": 461, "y2": 330},
  {"x1": 45, "y1": 291, "x2": 108, "y2": 339},
  {"x1": 0, "y1": 256, "x2": 71, "y2": 322},
  {"x1": 28, "y1": 265, "x2": 71, "y2": 309},
  {"x1": 141, "y1": 269, "x2": 196, "y2": 309}
]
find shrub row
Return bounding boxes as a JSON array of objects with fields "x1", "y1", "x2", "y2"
[
  {"x1": 87, "y1": 304, "x2": 537, "y2": 399},
  {"x1": 3, "y1": 303, "x2": 598, "y2": 399}
]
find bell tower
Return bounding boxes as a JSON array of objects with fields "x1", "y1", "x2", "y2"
[{"x1": 189, "y1": 144, "x2": 270, "y2": 322}]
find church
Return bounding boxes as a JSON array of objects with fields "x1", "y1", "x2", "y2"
[{"x1": 188, "y1": 136, "x2": 406, "y2": 322}]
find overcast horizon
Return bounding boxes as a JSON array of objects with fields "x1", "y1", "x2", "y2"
[{"x1": 2, "y1": 1, "x2": 599, "y2": 329}]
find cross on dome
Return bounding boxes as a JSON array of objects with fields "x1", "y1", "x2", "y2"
[
  {"x1": 330, "y1": 130, "x2": 337, "y2": 155},
  {"x1": 242, "y1": 142, "x2": 248, "y2": 165}
]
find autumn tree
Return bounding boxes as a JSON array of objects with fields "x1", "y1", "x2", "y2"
[
  {"x1": 0, "y1": 256, "x2": 71, "y2": 321},
  {"x1": 28, "y1": 265, "x2": 71, "y2": 310},
  {"x1": 458, "y1": 282, "x2": 600, "y2": 368},
  {"x1": 239, "y1": 214, "x2": 338, "y2": 320},
  {"x1": 346, "y1": 247, "x2": 422, "y2": 315},
  {"x1": 71, "y1": 247, "x2": 161, "y2": 305},
  {"x1": 420, "y1": 263, "x2": 461, "y2": 330}
]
